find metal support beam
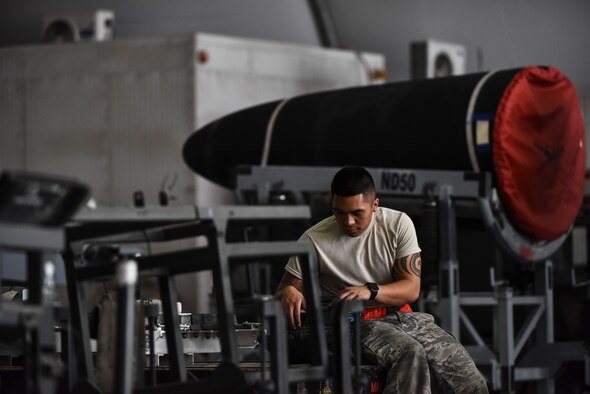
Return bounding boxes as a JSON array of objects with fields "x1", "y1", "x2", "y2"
[
  {"x1": 305, "y1": 0, "x2": 340, "y2": 48},
  {"x1": 331, "y1": 300, "x2": 363, "y2": 394},
  {"x1": 438, "y1": 184, "x2": 461, "y2": 338},
  {"x1": 114, "y1": 260, "x2": 138, "y2": 394},
  {"x1": 158, "y1": 274, "x2": 187, "y2": 382},
  {"x1": 495, "y1": 286, "x2": 515, "y2": 392}
]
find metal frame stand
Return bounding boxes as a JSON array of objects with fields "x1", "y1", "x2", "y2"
[
  {"x1": 429, "y1": 186, "x2": 590, "y2": 393},
  {"x1": 235, "y1": 165, "x2": 590, "y2": 393},
  {"x1": 64, "y1": 205, "x2": 333, "y2": 394}
]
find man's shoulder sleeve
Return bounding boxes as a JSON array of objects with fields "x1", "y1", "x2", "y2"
[
  {"x1": 396, "y1": 212, "x2": 422, "y2": 258},
  {"x1": 284, "y1": 233, "x2": 312, "y2": 279}
]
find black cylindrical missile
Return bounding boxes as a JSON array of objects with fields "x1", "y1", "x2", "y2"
[{"x1": 183, "y1": 66, "x2": 586, "y2": 242}]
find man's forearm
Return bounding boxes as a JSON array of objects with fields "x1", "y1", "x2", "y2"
[
  {"x1": 376, "y1": 278, "x2": 420, "y2": 306},
  {"x1": 275, "y1": 271, "x2": 304, "y2": 297}
]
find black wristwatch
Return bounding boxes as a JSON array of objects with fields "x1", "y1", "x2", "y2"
[{"x1": 365, "y1": 282, "x2": 379, "y2": 301}]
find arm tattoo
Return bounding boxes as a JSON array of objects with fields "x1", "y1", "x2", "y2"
[{"x1": 394, "y1": 253, "x2": 422, "y2": 278}]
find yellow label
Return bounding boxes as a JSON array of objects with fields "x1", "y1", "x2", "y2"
[{"x1": 476, "y1": 120, "x2": 490, "y2": 145}]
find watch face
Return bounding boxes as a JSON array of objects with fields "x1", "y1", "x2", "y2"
[{"x1": 366, "y1": 282, "x2": 379, "y2": 300}]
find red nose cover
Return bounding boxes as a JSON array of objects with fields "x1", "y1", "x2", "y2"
[{"x1": 493, "y1": 66, "x2": 586, "y2": 241}]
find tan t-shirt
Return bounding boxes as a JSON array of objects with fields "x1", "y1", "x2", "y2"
[{"x1": 285, "y1": 207, "x2": 421, "y2": 297}]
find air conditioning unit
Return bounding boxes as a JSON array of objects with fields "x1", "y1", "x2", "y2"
[
  {"x1": 42, "y1": 10, "x2": 115, "y2": 43},
  {"x1": 410, "y1": 40, "x2": 466, "y2": 79}
]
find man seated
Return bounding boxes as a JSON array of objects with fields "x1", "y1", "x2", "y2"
[{"x1": 275, "y1": 166, "x2": 488, "y2": 394}]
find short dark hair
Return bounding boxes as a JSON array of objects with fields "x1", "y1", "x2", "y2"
[{"x1": 331, "y1": 166, "x2": 376, "y2": 199}]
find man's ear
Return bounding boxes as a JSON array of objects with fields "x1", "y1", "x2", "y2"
[{"x1": 373, "y1": 198, "x2": 379, "y2": 212}]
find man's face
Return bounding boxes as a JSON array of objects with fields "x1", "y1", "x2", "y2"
[{"x1": 332, "y1": 193, "x2": 379, "y2": 237}]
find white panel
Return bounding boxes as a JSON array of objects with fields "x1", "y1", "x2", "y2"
[
  {"x1": 109, "y1": 69, "x2": 194, "y2": 206},
  {"x1": 0, "y1": 37, "x2": 197, "y2": 206},
  {"x1": 0, "y1": 38, "x2": 192, "y2": 78},
  {"x1": 26, "y1": 75, "x2": 111, "y2": 202}
]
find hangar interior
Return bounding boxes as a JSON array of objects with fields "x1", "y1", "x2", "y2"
[{"x1": 0, "y1": 1, "x2": 589, "y2": 394}]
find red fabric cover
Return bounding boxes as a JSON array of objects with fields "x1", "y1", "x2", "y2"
[{"x1": 493, "y1": 66, "x2": 586, "y2": 240}]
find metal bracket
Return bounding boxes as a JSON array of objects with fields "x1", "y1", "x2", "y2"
[
  {"x1": 571, "y1": 268, "x2": 590, "y2": 288},
  {"x1": 489, "y1": 267, "x2": 508, "y2": 288}
]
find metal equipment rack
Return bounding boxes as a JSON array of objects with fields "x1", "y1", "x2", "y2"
[
  {"x1": 63, "y1": 204, "x2": 358, "y2": 394},
  {"x1": 235, "y1": 165, "x2": 590, "y2": 393},
  {"x1": 0, "y1": 224, "x2": 65, "y2": 394}
]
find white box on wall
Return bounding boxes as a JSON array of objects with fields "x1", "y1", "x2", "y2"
[
  {"x1": 42, "y1": 10, "x2": 115, "y2": 43},
  {"x1": 411, "y1": 39, "x2": 466, "y2": 79}
]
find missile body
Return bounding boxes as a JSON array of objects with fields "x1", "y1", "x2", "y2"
[{"x1": 183, "y1": 66, "x2": 586, "y2": 242}]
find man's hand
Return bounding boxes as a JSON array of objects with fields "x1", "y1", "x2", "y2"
[
  {"x1": 329, "y1": 285, "x2": 371, "y2": 307},
  {"x1": 279, "y1": 285, "x2": 307, "y2": 328},
  {"x1": 274, "y1": 272, "x2": 307, "y2": 329}
]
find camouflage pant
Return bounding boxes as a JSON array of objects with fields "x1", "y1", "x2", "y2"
[{"x1": 360, "y1": 312, "x2": 488, "y2": 394}]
